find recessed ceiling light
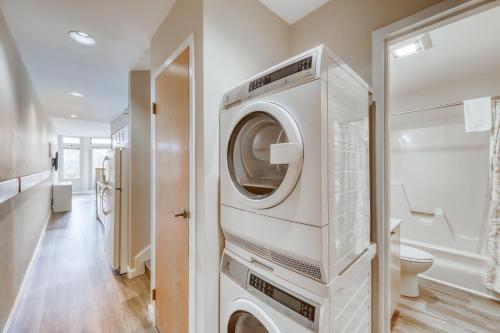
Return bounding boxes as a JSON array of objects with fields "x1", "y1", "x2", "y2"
[
  {"x1": 391, "y1": 34, "x2": 432, "y2": 60},
  {"x1": 69, "y1": 31, "x2": 96, "y2": 46},
  {"x1": 68, "y1": 91, "x2": 84, "y2": 98},
  {"x1": 70, "y1": 114, "x2": 78, "y2": 119}
]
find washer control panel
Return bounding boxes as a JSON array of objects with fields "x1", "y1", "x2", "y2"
[
  {"x1": 221, "y1": 252, "x2": 320, "y2": 332},
  {"x1": 249, "y1": 273, "x2": 316, "y2": 322}
]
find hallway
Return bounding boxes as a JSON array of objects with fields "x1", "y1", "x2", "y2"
[{"x1": 8, "y1": 195, "x2": 155, "y2": 333}]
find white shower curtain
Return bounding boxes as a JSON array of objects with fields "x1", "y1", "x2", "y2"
[{"x1": 486, "y1": 101, "x2": 500, "y2": 293}]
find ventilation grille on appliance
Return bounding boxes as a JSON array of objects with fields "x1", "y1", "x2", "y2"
[{"x1": 225, "y1": 232, "x2": 324, "y2": 282}]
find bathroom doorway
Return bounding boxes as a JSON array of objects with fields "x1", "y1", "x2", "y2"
[{"x1": 373, "y1": 1, "x2": 500, "y2": 332}]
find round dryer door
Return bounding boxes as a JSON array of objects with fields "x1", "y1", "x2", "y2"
[{"x1": 227, "y1": 102, "x2": 303, "y2": 209}]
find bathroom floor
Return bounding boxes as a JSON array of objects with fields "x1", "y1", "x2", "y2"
[{"x1": 391, "y1": 279, "x2": 500, "y2": 332}]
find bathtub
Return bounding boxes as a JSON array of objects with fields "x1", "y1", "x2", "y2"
[{"x1": 401, "y1": 238, "x2": 499, "y2": 301}]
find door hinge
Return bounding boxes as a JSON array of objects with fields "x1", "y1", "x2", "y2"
[
  {"x1": 152, "y1": 102, "x2": 157, "y2": 115},
  {"x1": 152, "y1": 288, "x2": 156, "y2": 301}
]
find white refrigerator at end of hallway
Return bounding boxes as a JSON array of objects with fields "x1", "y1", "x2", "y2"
[{"x1": 102, "y1": 148, "x2": 129, "y2": 274}]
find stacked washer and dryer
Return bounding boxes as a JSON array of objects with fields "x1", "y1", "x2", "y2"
[{"x1": 219, "y1": 45, "x2": 376, "y2": 333}]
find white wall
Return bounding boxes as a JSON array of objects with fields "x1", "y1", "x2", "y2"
[
  {"x1": 390, "y1": 70, "x2": 500, "y2": 254},
  {"x1": 203, "y1": 0, "x2": 290, "y2": 331},
  {"x1": 391, "y1": 124, "x2": 490, "y2": 253},
  {"x1": 51, "y1": 117, "x2": 111, "y2": 138},
  {"x1": 128, "y1": 70, "x2": 151, "y2": 269},
  {"x1": 0, "y1": 9, "x2": 53, "y2": 331}
]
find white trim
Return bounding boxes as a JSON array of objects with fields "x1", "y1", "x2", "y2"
[
  {"x1": 372, "y1": 1, "x2": 500, "y2": 332},
  {"x1": 147, "y1": 303, "x2": 155, "y2": 322},
  {"x1": 3, "y1": 212, "x2": 51, "y2": 333},
  {"x1": 20, "y1": 170, "x2": 51, "y2": 192},
  {"x1": 419, "y1": 275, "x2": 500, "y2": 302},
  {"x1": 151, "y1": 33, "x2": 196, "y2": 333},
  {"x1": 0, "y1": 178, "x2": 19, "y2": 205},
  {"x1": 127, "y1": 246, "x2": 151, "y2": 279}
]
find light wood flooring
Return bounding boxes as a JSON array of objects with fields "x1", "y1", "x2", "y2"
[
  {"x1": 392, "y1": 278, "x2": 500, "y2": 333},
  {"x1": 8, "y1": 194, "x2": 156, "y2": 333}
]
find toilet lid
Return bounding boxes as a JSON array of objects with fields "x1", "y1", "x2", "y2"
[{"x1": 400, "y1": 245, "x2": 433, "y2": 263}]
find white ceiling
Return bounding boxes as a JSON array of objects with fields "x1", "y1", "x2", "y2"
[
  {"x1": 259, "y1": 0, "x2": 331, "y2": 25},
  {"x1": 390, "y1": 5, "x2": 500, "y2": 96},
  {"x1": 0, "y1": 0, "x2": 175, "y2": 123}
]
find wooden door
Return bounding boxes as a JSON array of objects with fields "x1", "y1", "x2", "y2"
[{"x1": 155, "y1": 48, "x2": 190, "y2": 333}]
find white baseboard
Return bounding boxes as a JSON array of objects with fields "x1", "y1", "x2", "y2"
[
  {"x1": 420, "y1": 275, "x2": 500, "y2": 301},
  {"x1": 3, "y1": 212, "x2": 51, "y2": 333},
  {"x1": 127, "y1": 245, "x2": 151, "y2": 279},
  {"x1": 148, "y1": 302, "x2": 155, "y2": 323}
]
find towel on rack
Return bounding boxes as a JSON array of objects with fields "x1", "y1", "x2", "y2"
[{"x1": 464, "y1": 97, "x2": 492, "y2": 132}]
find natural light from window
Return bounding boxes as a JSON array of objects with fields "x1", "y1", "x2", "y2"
[
  {"x1": 91, "y1": 138, "x2": 111, "y2": 145},
  {"x1": 63, "y1": 137, "x2": 80, "y2": 144},
  {"x1": 63, "y1": 148, "x2": 80, "y2": 179}
]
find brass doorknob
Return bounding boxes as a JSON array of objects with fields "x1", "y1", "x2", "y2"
[{"x1": 169, "y1": 208, "x2": 189, "y2": 219}]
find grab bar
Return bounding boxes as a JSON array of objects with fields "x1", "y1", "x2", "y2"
[{"x1": 410, "y1": 210, "x2": 435, "y2": 217}]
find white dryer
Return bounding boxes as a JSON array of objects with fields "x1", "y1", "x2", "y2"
[
  {"x1": 220, "y1": 249, "x2": 328, "y2": 333},
  {"x1": 220, "y1": 45, "x2": 372, "y2": 285}
]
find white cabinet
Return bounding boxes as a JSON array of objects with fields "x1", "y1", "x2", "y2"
[
  {"x1": 390, "y1": 219, "x2": 401, "y2": 317},
  {"x1": 52, "y1": 182, "x2": 72, "y2": 213},
  {"x1": 111, "y1": 125, "x2": 129, "y2": 149}
]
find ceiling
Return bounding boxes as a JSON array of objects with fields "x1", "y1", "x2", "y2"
[
  {"x1": 259, "y1": 0, "x2": 331, "y2": 25},
  {"x1": 0, "y1": 0, "x2": 175, "y2": 123},
  {"x1": 390, "y1": 5, "x2": 500, "y2": 96}
]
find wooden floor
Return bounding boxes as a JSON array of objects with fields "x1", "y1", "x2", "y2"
[
  {"x1": 392, "y1": 278, "x2": 500, "y2": 333},
  {"x1": 9, "y1": 195, "x2": 156, "y2": 333}
]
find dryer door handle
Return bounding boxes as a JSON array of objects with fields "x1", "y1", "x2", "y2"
[{"x1": 270, "y1": 143, "x2": 302, "y2": 164}]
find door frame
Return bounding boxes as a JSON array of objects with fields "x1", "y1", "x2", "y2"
[
  {"x1": 372, "y1": 0, "x2": 500, "y2": 332},
  {"x1": 150, "y1": 34, "x2": 196, "y2": 332}
]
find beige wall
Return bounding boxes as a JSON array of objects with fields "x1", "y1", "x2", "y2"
[
  {"x1": 128, "y1": 70, "x2": 151, "y2": 268},
  {"x1": 0, "y1": 9, "x2": 53, "y2": 331},
  {"x1": 290, "y1": 0, "x2": 443, "y2": 83}
]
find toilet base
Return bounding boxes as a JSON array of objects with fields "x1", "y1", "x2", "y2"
[{"x1": 401, "y1": 273, "x2": 420, "y2": 297}]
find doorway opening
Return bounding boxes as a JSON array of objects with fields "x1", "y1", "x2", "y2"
[{"x1": 374, "y1": 1, "x2": 500, "y2": 332}]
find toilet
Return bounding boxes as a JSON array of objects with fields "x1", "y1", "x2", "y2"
[{"x1": 400, "y1": 245, "x2": 434, "y2": 297}]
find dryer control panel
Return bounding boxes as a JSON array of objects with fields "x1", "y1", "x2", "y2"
[
  {"x1": 222, "y1": 46, "x2": 322, "y2": 110},
  {"x1": 248, "y1": 56, "x2": 313, "y2": 92}
]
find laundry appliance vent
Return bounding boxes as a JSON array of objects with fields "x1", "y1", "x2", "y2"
[{"x1": 225, "y1": 232, "x2": 324, "y2": 282}]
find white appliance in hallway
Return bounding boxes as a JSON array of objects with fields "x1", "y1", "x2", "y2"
[
  {"x1": 220, "y1": 249, "x2": 327, "y2": 333},
  {"x1": 52, "y1": 182, "x2": 72, "y2": 213},
  {"x1": 220, "y1": 248, "x2": 375, "y2": 333},
  {"x1": 220, "y1": 45, "x2": 374, "y2": 332},
  {"x1": 101, "y1": 148, "x2": 129, "y2": 274},
  {"x1": 220, "y1": 45, "x2": 372, "y2": 284}
]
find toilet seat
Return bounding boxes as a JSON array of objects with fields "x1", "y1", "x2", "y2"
[{"x1": 400, "y1": 245, "x2": 433, "y2": 263}]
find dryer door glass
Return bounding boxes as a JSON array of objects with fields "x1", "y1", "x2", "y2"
[
  {"x1": 228, "y1": 112, "x2": 288, "y2": 199},
  {"x1": 228, "y1": 311, "x2": 269, "y2": 333}
]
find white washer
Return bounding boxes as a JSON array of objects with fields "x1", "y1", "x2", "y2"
[
  {"x1": 220, "y1": 45, "x2": 372, "y2": 285},
  {"x1": 220, "y1": 249, "x2": 328, "y2": 333}
]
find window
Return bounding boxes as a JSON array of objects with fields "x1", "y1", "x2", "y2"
[
  {"x1": 63, "y1": 137, "x2": 81, "y2": 144},
  {"x1": 63, "y1": 148, "x2": 80, "y2": 179},
  {"x1": 91, "y1": 138, "x2": 111, "y2": 145},
  {"x1": 90, "y1": 148, "x2": 108, "y2": 189}
]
